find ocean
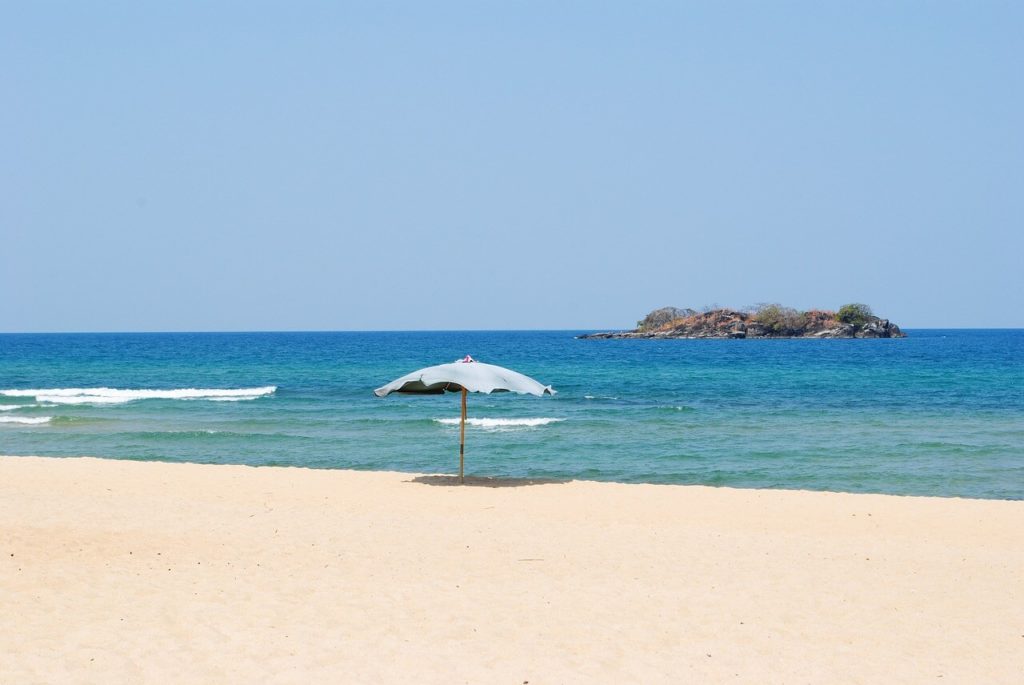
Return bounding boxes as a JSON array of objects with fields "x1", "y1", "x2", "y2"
[{"x1": 1, "y1": 330, "x2": 1021, "y2": 499}]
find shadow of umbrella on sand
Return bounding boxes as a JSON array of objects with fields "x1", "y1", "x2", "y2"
[{"x1": 374, "y1": 356, "x2": 557, "y2": 484}]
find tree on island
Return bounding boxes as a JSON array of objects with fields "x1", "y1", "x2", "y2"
[{"x1": 837, "y1": 303, "x2": 874, "y2": 327}]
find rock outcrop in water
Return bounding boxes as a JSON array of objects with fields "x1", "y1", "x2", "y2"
[{"x1": 581, "y1": 304, "x2": 905, "y2": 339}]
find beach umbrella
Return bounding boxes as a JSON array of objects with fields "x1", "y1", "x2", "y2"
[{"x1": 374, "y1": 356, "x2": 556, "y2": 483}]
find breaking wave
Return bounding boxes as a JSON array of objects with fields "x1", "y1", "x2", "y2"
[
  {"x1": 0, "y1": 416, "x2": 52, "y2": 425},
  {"x1": 0, "y1": 387, "x2": 277, "y2": 406}
]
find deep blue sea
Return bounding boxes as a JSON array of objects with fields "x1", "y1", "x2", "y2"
[{"x1": 1, "y1": 330, "x2": 1021, "y2": 499}]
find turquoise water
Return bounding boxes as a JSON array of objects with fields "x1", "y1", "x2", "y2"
[{"x1": 1, "y1": 330, "x2": 1021, "y2": 499}]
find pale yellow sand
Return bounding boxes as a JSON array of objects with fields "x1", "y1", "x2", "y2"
[{"x1": 1, "y1": 456, "x2": 1022, "y2": 683}]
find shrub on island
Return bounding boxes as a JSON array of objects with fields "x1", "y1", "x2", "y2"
[{"x1": 753, "y1": 303, "x2": 808, "y2": 336}]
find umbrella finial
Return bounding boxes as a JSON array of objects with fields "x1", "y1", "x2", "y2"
[{"x1": 460, "y1": 355, "x2": 475, "y2": 363}]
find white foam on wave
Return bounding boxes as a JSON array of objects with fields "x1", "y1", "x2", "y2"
[
  {"x1": 0, "y1": 387, "x2": 277, "y2": 405},
  {"x1": 0, "y1": 416, "x2": 52, "y2": 425},
  {"x1": 0, "y1": 404, "x2": 31, "y2": 411},
  {"x1": 434, "y1": 417, "x2": 565, "y2": 428}
]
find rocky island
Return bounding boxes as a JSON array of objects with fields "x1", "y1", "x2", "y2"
[{"x1": 581, "y1": 303, "x2": 905, "y2": 339}]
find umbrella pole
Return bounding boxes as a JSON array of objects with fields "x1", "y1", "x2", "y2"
[{"x1": 459, "y1": 388, "x2": 467, "y2": 484}]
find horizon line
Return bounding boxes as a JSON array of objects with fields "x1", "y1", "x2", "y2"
[{"x1": 2, "y1": 327, "x2": 1022, "y2": 336}]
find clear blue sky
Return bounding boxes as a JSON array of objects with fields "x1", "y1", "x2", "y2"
[{"x1": 3, "y1": 2, "x2": 1021, "y2": 331}]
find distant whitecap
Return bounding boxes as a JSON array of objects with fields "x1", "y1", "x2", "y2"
[{"x1": 434, "y1": 417, "x2": 564, "y2": 428}]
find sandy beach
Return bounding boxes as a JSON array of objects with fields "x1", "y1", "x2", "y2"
[{"x1": 1, "y1": 456, "x2": 1021, "y2": 683}]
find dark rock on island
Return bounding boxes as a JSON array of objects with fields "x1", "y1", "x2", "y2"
[{"x1": 580, "y1": 303, "x2": 905, "y2": 339}]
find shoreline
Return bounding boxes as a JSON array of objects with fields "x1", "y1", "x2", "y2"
[
  {"x1": 3, "y1": 453, "x2": 1018, "y2": 502},
  {"x1": 3, "y1": 455, "x2": 1022, "y2": 682}
]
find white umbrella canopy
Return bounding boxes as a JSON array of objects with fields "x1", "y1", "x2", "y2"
[
  {"x1": 374, "y1": 356, "x2": 555, "y2": 397},
  {"x1": 374, "y1": 356, "x2": 556, "y2": 483}
]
